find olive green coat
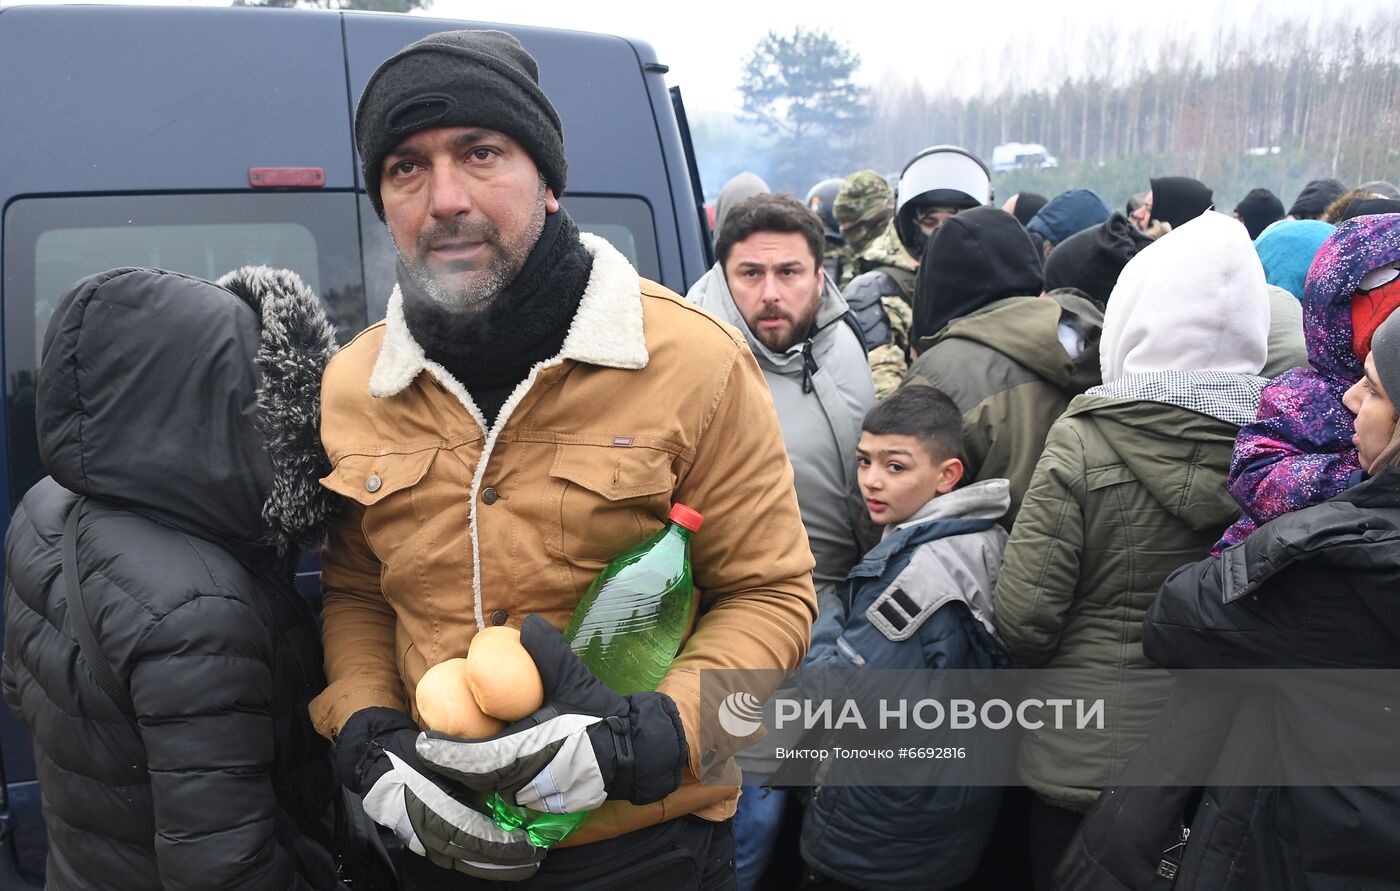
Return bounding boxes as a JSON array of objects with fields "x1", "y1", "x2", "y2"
[
  {"x1": 993, "y1": 395, "x2": 1244, "y2": 813},
  {"x1": 905, "y1": 291, "x2": 1103, "y2": 524}
]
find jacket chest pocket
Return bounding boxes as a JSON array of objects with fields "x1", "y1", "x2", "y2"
[
  {"x1": 546, "y1": 444, "x2": 676, "y2": 564},
  {"x1": 321, "y1": 449, "x2": 445, "y2": 562}
]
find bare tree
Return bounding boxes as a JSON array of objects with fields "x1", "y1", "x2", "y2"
[{"x1": 860, "y1": 9, "x2": 1400, "y2": 207}]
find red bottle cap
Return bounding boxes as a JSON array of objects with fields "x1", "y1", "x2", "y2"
[{"x1": 668, "y1": 503, "x2": 704, "y2": 532}]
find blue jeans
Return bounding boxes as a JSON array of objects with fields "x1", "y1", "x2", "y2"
[{"x1": 733, "y1": 783, "x2": 788, "y2": 891}]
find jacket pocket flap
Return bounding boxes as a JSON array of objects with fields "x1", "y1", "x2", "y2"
[
  {"x1": 1085, "y1": 464, "x2": 1137, "y2": 492},
  {"x1": 321, "y1": 450, "x2": 437, "y2": 506},
  {"x1": 548, "y1": 445, "x2": 675, "y2": 502}
]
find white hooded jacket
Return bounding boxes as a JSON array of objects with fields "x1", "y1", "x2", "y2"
[{"x1": 1092, "y1": 211, "x2": 1272, "y2": 420}]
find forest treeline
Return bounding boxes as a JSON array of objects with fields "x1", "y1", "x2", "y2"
[
  {"x1": 863, "y1": 13, "x2": 1400, "y2": 209},
  {"x1": 695, "y1": 12, "x2": 1400, "y2": 211}
]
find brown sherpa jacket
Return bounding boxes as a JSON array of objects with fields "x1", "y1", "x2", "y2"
[{"x1": 310, "y1": 233, "x2": 817, "y2": 844}]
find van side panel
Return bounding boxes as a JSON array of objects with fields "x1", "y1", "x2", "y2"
[
  {"x1": 0, "y1": 9, "x2": 357, "y2": 879},
  {"x1": 0, "y1": 9, "x2": 711, "y2": 883},
  {"x1": 0, "y1": 6, "x2": 356, "y2": 195},
  {"x1": 629, "y1": 40, "x2": 715, "y2": 289},
  {"x1": 342, "y1": 14, "x2": 690, "y2": 292}
]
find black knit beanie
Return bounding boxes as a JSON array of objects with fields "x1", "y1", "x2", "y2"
[
  {"x1": 1043, "y1": 213, "x2": 1152, "y2": 305},
  {"x1": 1233, "y1": 188, "x2": 1286, "y2": 240},
  {"x1": 355, "y1": 29, "x2": 567, "y2": 220},
  {"x1": 912, "y1": 206, "x2": 1044, "y2": 341}
]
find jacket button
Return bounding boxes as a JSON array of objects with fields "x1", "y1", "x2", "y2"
[
  {"x1": 490, "y1": 610, "x2": 509, "y2": 626},
  {"x1": 481, "y1": 487, "x2": 499, "y2": 505},
  {"x1": 365, "y1": 474, "x2": 382, "y2": 493}
]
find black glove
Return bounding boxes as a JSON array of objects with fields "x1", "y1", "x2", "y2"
[
  {"x1": 333, "y1": 707, "x2": 543, "y2": 881},
  {"x1": 417, "y1": 614, "x2": 689, "y2": 814}
]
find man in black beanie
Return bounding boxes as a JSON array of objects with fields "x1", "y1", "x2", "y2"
[
  {"x1": 313, "y1": 28, "x2": 817, "y2": 889},
  {"x1": 1233, "y1": 188, "x2": 1286, "y2": 240},
  {"x1": 902, "y1": 207, "x2": 1103, "y2": 523},
  {"x1": 1043, "y1": 213, "x2": 1153, "y2": 305}
]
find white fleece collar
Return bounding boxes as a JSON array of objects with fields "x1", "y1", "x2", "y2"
[{"x1": 368, "y1": 231, "x2": 648, "y2": 398}]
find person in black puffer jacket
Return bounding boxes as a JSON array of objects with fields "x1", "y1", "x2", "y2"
[
  {"x1": 1054, "y1": 305, "x2": 1400, "y2": 891},
  {"x1": 2, "y1": 266, "x2": 347, "y2": 890}
]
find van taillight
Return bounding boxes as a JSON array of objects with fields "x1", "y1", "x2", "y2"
[{"x1": 248, "y1": 167, "x2": 325, "y2": 188}]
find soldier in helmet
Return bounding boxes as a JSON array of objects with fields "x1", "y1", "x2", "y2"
[
  {"x1": 808, "y1": 177, "x2": 855, "y2": 287},
  {"x1": 894, "y1": 145, "x2": 993, "y2": 259},
  {"x1": 834, "y1": 170, "x2": 920, "y2": 398}
]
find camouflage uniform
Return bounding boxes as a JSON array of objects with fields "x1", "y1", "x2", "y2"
[
  {"x1": 869, "y1": 297, "x2": 913, "y2": 399},
  {"x1": 833, "y1": 170, "x2": 894, "y2": 261},
  {"x1": 859, "y1": 223, "x2": 919, "y2": 398},
  {"x1": 856, "y1": 222, "x2": 917, "y2": 276},
  {"x1": 836, "y1": 171, "x2": 921, "y2": 398}
]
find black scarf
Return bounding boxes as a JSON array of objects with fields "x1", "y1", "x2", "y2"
[{"x1": 399, "y1": 209, "x2": 593, "y2": 426}]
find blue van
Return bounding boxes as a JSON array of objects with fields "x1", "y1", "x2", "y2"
[{"x1": 0, "y1": 5, "x2": 711, "y2": 883}]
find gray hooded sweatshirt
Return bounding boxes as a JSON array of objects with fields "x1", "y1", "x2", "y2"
[{"x1": 687, "y1": 265, "x2": 875, "y2": 595}]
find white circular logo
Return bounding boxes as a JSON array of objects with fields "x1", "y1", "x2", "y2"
[{"x1": 718, "y1": 691, "x2": 764, "y2": 737}]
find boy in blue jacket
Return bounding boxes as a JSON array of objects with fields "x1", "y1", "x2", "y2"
[{"x1": 799, "y1": 384, "x2": 1014, "y2": 890}]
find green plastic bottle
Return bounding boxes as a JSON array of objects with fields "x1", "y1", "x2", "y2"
[{"x1": 488, "y1": 503, "x2": 704, "y2": 847}]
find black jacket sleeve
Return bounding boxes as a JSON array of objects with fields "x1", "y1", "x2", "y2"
[
  {"x1": 1143, "y1": 557, "x2": 1308, "y2": 669},
  {"x1": 1145, "y1": 500, "x2": 1397, "y2": 670},
  {"x1": 130, "y1": 588, "x2": 333, "y2": 890}
]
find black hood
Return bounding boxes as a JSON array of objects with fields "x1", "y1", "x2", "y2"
[
  {"x1": 1150, "y1": 176, "x2": 1213, "y2": 229},
  {"x1": 1340, "y1": 198, "x2": 1400, "y2": 222},
  {"x1": 38, "y1": 266, "x2": 338, "y2": 555},
  {"x1": 1233, "y1": 188, "x2": 1285, "y2": 240},
  {"x1": 1289, "y1": 178, "x2": 1347, "y2": 219},
  {"x1": 1043, "y1": 212, "x2": 1152, "y2": 305},
  {"x1": 912, "y1": 206, "x2": 1044, "y2": 340},
  {"x1": 1010, "y1": 192, "x2": 1048, "y2": 226}
]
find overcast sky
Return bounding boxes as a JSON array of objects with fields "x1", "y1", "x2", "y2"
[
  {"x1": 422, "y1": 0, "x2": 1394, "y2": 111},
  {"x1": 6, "y1": 0, "x2": 1393, "y2": 112}
]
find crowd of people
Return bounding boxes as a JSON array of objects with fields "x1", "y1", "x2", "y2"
[
  {"x1": 700, "y1": 152, "x2": 1400, "y2": 890},
  {"x1": 4, "y1": 24, "x2": 1400, "y2": 891}
]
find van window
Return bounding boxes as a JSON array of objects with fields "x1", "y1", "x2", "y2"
[
  {"x1": 34, "y1": 222, "x2": 322, "y2": 345},
  {"x1": 5, "y1": 191, "x2": 659, "y2": 507},
  {"x1": 565, "y1": 195, "x2": 659, "y2": 276},
  {"x1": 3, "y1": 192, "x2": 369, "y2": 507}
]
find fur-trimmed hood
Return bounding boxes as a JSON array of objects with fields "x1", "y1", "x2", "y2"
[{"x1": 37, "y1": 266, "x2": 338, "y2": 555}]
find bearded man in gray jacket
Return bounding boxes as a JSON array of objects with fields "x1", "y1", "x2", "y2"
[
  {"x1": 688, "y1": 193, "x2": 875, "y2": 599},
  {"x1": 687, "y1": 190, "x2": 875, "y2": 888}
]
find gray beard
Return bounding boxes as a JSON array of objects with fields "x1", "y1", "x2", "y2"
[
  {"x1": 400, "y1": 253, "x2": 512, "y2": 314},
  {"x1": 395, "y1": 188, "x2": 547, "y2": 314}
]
